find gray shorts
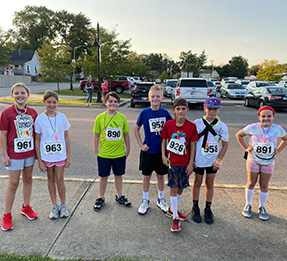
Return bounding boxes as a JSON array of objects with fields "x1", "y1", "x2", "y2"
[{"x1": 6, "y1": 156, "x2": 35, "y2": 171}]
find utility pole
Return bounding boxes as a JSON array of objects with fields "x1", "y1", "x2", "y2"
[
  {"x1": 93, "y1": 22, "x2": 102, "y2": 103},
  {"x1": 210, "y1": 60, "x2": 214, "y2": 78}
]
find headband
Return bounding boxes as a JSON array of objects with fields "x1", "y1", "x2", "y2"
[{"x1": 258, "y1": 106, "x2": 275, "y2": 116}]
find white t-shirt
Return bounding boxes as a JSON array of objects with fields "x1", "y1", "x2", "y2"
[
  {"x1": 35, "y1": 112, "x2": 71, "y2": 162},
  {"x1": 194, "y1": 118, "x2": 229, "y2": 168}
]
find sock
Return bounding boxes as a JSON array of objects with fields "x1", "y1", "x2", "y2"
[
  {"x1": 177, "y1": 194, "x2": 182, "y2": 203},
  {"x1": 245, "y1": 188, "x2": 254, "y2": 206},
  {"x1": 193, "y1": 200, "x2": 199, "y2": 208},
  {"x1": 143, "y1": 191, "x2": 149, "y2": 201},
  {"x1": 158, "y1": 190, "x2": 164, "y2": 200},
  {"x1": 170, "y1": 196, "x2": 178, "y2": 219},
  {"x1": 206, "y1": 201, "x2": 212, "y2": 209},
  {"x1": 117, "y1": 194, "x2": 122, "y2": 199},
  {"x1": 259, "y1": 190, "x2": 269, "y2": 207}
]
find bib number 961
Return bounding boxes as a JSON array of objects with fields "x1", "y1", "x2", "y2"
[{"x1": 14, "y1": 138, "x2": 33, "y2": 153}]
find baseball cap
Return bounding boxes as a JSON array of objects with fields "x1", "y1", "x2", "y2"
[{"x1": 204, "y1": 97, "x2": 221, "y2": 108}]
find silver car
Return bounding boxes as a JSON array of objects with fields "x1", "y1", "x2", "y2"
[{"x1": 220, "y1": 83, "x2": 248, "y2": 99}]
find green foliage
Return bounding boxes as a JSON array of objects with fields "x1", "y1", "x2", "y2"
[
  {"x1": 0, "y1": 28, "x2": 11, "y2": 66},
  {"x1": 256, "y1": 59, "x2": 284, "y2": 81},
  {"x1": 228, "y1": 55, "x2": 249, "y2": 78},
  {"x1": 248, "y1": 65, "x2": 260, "y2": 76},
  {"x1": 160, "y1": 71, "x2": 169, "y2": 82},
  {"x1": 179, "y1": 50, "x2": 207, "y2": 77}
]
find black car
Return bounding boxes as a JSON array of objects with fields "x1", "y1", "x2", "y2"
[
  {"x1": 244, "y1": 87, "x2": 287, "y2": 109},
  {"x1": 130, "y1": 82, "x2": 155, "y2": 108}
]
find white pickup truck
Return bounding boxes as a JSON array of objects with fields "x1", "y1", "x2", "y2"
[{"x1": 172, "y1": 78, "x2": 209, "y2": 106}]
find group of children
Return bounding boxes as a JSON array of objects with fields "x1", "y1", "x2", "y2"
[{"x1": 1, "y1": 82, "x2": 286, "y2": 233}]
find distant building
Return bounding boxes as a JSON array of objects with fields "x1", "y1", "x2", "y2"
[
  {"x1": 0, "y1": 50, "x2": 40, "y2": 76},
  {"x1": 199, "y1": 69, "x2": 219, "y2": 79},
  {"x1": 181, "y1": 71, "x2": 193, "y2": 78}
]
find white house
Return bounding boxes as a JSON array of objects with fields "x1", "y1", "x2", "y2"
[{"x1": 199, "y1": 69, "x2": 220, "y2": 79}]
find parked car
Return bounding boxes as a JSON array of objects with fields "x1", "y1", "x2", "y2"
[
  {"x1": 130, "y1": 82, "x2": 155, "y2": 108},
  {"x1": 235, "y1": 79, "x2": 250, "y2": 88},
  {"x1": 244, "y1": 87, "x2": 287, "y2": 109},
  {"x1": 132, "y1": 77, "x2": 141, "y2": 84},
  {"x1": 246, "y1": 81, "x2": 274, "y2": 93},
  {"x1": 217, "y1": 79, "x2": 235, "y2": 93},
  {"x1": 163, "y1": 79, "x2": 177, "y2": 97},
  {"x1": 277, "y1": 80, "x2": 287, "y2": 88},
  {"x1": 172, "y1": 78, "x2": 209, "y2": 106},
  {"x1": 155, "y1": 78, "x2": 161, "y2": 84},
  {"x1": 207, "y1": 81, "x2": 216, "y2": 97},
  {"x1": 220, "y1": 83, "x2": 248, "y2": 99}
]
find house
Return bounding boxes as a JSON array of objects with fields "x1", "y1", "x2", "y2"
[
  {"x1": 199, "y1": 69, "x2": 220, "y2": 79},
  {"x1": 1, "y1": 50, "x2": 40, "y2": 76}
]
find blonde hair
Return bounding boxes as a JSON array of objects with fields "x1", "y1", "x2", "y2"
[
  {"x1": 43, "y1": 90, "x2": 59, "y2": 101},
  {"x1": 148, "y1": 85, "x2": 163, "y2": 96},
  {"x1": 11, "y1": 82, "x2": 30, "y2": 94}
]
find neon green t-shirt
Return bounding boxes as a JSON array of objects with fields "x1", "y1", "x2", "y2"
[{"x1": 93, "y1": 112, "x2": 130, "y2": 158}]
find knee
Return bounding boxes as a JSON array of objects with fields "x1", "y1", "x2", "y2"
[
  {"x1": 22, "y1": 175, "x2": 32, "y2": 185},
  {"x1": 8, "y1": 180, "x2": 19, "y2": 191},
  {"x1": 205, "y1": 180, "x2": 214, "y2": 189},
  {"x1": 193, "y1": 178, "x2": 202, "y2": 188}
]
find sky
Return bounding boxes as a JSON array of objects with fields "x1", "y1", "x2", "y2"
[{"x1": 1, "y1": 0, "x2": 287, "y2": 67}]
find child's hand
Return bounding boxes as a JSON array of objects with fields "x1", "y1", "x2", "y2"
[
  {"x1": 212, "y1": 163, "x2": 220, "y2": 171},
  {"x1": 141, "y1": 144, "x2": 149, "y2": 152},
  {"x1": 245, "y1": 145, "x2": 254, "y2": 153},
  {"x1": 38, "y1": 160, "x2": 47, "y2": 172},
  {"x1": 2, "y1": 155, "x2": 11, "y2": 167},
  {"x1": 162, "y1": 155, "x2": 170, "y2": 167},
  {"x1": 186, "y1": 163, "x2": 194, "y2": 176},
  {"x1": 65, "y1": 158, "x2": 71, "y2": 168}
]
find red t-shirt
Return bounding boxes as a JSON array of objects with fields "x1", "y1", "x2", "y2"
[
  {"x1": 102, "y1": 82, "x2": 109, "y2": 93},
  {"x1": 161, "y1": 119, "x2": 198, "y2": 166},
  {"x1": 0, "y1": 105, "x2": 38, "y2": 159}
]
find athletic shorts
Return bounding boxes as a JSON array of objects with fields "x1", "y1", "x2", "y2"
[
  {"x1": 246, "y1": 157, "x2": 274, "y2": 174},
  {"x1": 97, "y1": 156, "x2": 126, "y2": 177},
  {"x1": 139, "y1": 151, "x2": 168, "y2": 176},
  {"x1": 168, "y1": 165, "x2": 189, "y2": 189},
  {"x1": 193, "y1": 166, "x2": 218, "y2": 175},
  {"x1": 6, "y1": 156, "x2": 35, "y2": 171},
  {"x1": 44, "y1": 160, "x2": 66, "y2": 168}
]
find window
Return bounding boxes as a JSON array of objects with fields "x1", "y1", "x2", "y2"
[
  {"x1": 26, "y1": 65, "x2": 30, "y2": 74},
  {"x1": 35, "y1": 66, "x2": 38, "y2": 73}
]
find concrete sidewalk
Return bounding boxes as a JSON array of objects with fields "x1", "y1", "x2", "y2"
[{"x1": 0, "y1": 176, "x2": 286, "y2": 260}]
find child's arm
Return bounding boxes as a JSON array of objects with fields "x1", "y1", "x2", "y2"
[
  {"x1": 275, "y1": 134, "x2": 287, "y2": 154},
  {"x1": 0, "y1": 130, "x2": 10, "y2": 167},
  {"x1": 123, "y1": 132, "x2": 130, "y2": 158},
  {"x1": 236, "y1": 129, "x2": 253, "y2": 152},
  {"x1": 213, "y1": 140, "x2": 228, "y2": 170},
  {"x1": 35, "y1": 133, "x2": 47, "y2": 172},
  {"x1": 93, "y1": 133, "x2": 100, "y2": 157},
  {"x1": 161, "y1": 138, "x2": 169, "y2": 167},
  {"x1": 186, "y1": 141, "x2": 195, "y2": 176},
  {"x1": 64, "y1": 130, "x2": 71, "y2": 168},
  {"x1": 134, "y1": 124, "x2": 149, "y2": 151}
]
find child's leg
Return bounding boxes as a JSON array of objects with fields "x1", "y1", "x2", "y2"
[
  {"x1": 170, "y1": 187, "x2": 178, "y2": 219},
  {"x1": 5, "y1": 170, "x2": 21, "y2": 213},
  {"x1": 258, "y1": 172, "x2": 272, "y2": 207},
  {"x1": 143, "y1": 175, "x2": 152, "y2": 194},
  {"x1": 55, "y1": 165, "x2": 66, "y2": 204},
  {"x1": 22, "y1": 165, "x2": 34, "y2": 206},
  {"x1": 245, "y1": 170, "x2": 259, "y2": 205},
  {"x1": 156, "y1": 173, "x2": 165, "y2": 192},
  {"x1": 99, "y1": 176, "x2": 109, "y2": 198},
  {"x1": 47, "y1": 166, "x2": 57, "y2": 204},
  {"x1": 205, "y1": 173, "x2": 216, "y2": 203},
  {"x1": 192, "y1": 173, "x2": 203, "y2": 201},
  {"x1": 114, "y1": 175, "x2": 123, "y2": 195}
]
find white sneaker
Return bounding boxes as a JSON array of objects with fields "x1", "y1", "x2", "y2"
[
  {"x1": 138, "y1": 199, "x2": 150, "y2": 215},
  {"x1": 157, "y1": 198, "x2": 169, "y2": 213},
  {"x1": 59, "y1": 203, "x2": 69, "y2": 218},
  {"x1": 49, "y1": 204, "x2": 59, "y2": 219}
]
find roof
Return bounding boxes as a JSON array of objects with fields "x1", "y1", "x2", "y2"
[{"x1": 7, "y1": 50, "x2": 36, "y2": 64}]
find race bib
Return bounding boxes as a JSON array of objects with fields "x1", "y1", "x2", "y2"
[
  {"x1": 254, "y1": 142, "x2": 274, "y2": 159},
  {"x1": 149, "y1": 117, "x2": 166, "y2": 133},
  {"x1": 43, "y1": 140, "x2": 64, "y2": 155},
  {"x1": 201, "y1": 142, "x2": 218, "y2": 155},
  {"x1": 167, "y1": 138, "x2": 185, "y2": 155},
  {"x1": 105, "y1": 127, "x2": 122, "y2": 140},
  {"x1": 14, "y1": 137, "x2": 34, "y2": 153}
]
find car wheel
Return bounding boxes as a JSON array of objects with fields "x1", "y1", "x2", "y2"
[
  {"x1": 115, "y1": 85, "x2": 123, "y2": 94},
  {"x1": 130, "y1": 101, "x2": 135, "y2": 108},
  {"x1": 244, "y1": 98, "x2": 250, "y2": 107},
  {"x1": 227, "y1": 93, "x2": 231, "y2": 99},
  {"x1": 259, "y1": 101, "x2": 264, "y2": 108}
]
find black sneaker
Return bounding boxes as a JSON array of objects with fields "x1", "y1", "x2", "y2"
[
  {"x1": 115, "y1": 195, "x2": 131, "y2": 207},
  {"x1": 204, "y1": 207, "x2": 214, "y2": 224},
  {"x1": 94, "y1": 198, "x2": 105, "y2": 211},
  {"x1": 191, "y1": 206, "x2": 202, "y2": 223}
]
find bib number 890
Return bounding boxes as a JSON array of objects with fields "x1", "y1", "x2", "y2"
[{"x1": 107, "y1": 130, "x2": 121, "y2": 138}]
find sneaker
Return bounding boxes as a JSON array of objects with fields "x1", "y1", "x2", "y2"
[
  {"x1": 115, "y1": 195, "x2": 131, "y2": 207},
  {"x1": 258, "y1": 206, "x2": 269, "y2": 221},
  {"x1": 156, "y1": 198, "x2": 169, "y2": 213},
  {"x1": 21, "y1": 204, "x2": 38, "y2": 220},
  {"x1": 49, "y1": 204, "x2": 59, "y2": 219},
  {"x1": 166, "y1": 208, "x2": 187, "y2": 221},
  {"x1": 59, "y1": 203, "x2": 69, "y2": 218},
  {"x1": 2, "y1": 213, "x2": 13, "y2": 231},
  {"x1": 242, "y1": 204, "x2": 252, "y2": 218},
  {"x1": 191, "y1": 206, "x2": 202, "y2": 223},
  {"x1": 204, "y1": 207, "x2": 214, "y2": 224},
  {"x1": 138, "y1": 199, "x2": 150, "y2": 215},
  {"x1": 171, "y1": 218, "x2": 181, "y2": 232},
  {"x1": 94, "y1": 197, "x2": 105, "y2": 212}
]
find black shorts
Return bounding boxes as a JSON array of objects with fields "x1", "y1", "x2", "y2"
[
  {"x1": 139, "y1": 151, "x2": 168, "y2": 176},
  {"x1": 193, "y1": 166, "x2": 217, "y2": 176},
  {"x1": 97, "y1": 156, "x2": 126, "y2": 177}
]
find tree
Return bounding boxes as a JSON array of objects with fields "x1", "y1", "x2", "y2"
[
  {"x1": 0, "y1": 28, "x2": 11, "y2": 66},
  {"x1": 228, "y1": 55, "x2": 248, "y2": 78},
  {"x1": 38, "y1": 43, "x2": 72, "y2": 91},
  {"x1": 160, "y1": 71, "x2": 169, "y2": 82},
  {"x1": 256, "y1": 59, "x2": 284, "y2": 81},
  {"x1": 179, "y1": 50, "x2": 207, "y2": 77},
  {"x1": 249, "y1": 65, "x2": 260, "y2": 76}
]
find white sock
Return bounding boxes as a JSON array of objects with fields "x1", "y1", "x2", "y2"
[
  {"x1": 245, "y1": 188, "x2": 254, "y2": 206},
  {"x1": 170, "y1": 196, "x2": 178, "y2": 219},
  {"x1": 143, "y1": 191, "x2": 149, "y2": 201},
  {"x1": 158, "y1": 190, "x2": 164, "y2": 200},
  {"x1": 177, "y1": 194, "x2": 182, "y2": 203},
  {"x1": 259, "y1": 190, "x2": 269, "y2": 207}
]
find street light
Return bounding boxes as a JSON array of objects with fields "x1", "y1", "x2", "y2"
[{"x1": 70, "y1": 45, "x2": 86, "y2": 91}]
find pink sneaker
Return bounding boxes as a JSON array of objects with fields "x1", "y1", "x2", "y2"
[
  {"x1": 21, "y1": 204, "x2": 38, "y2": 220},
  {"x1": 2, "y1": 213, "x2": 13, "y2": 231},
  {"x1": 171, "y1": 218, "x2": 181, "y2": 232},
  {"x1": 166, "y1": 207, "x2": 187, "y2": 221}
]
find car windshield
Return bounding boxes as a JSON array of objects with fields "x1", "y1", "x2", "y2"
[
  {"x1": 167, "y1": 80, "x2": 177, "y2": 87},
  {"x1": 228, "y1": 84, "x2": 245, "y2": 89},
  {"x1": 268, "y1": 88, "x2": 287, "y2": 94},
  {"x1": 135, "y1": 84, "x2": 153, "y2": 91},
  {"x1": 257, "y1": 82, "x2": 272, "y2": 87},
  {"x1": 241, "y1": 81, "x2": 249, "y2": 85},
  {"x1": 180, "y1": 80, "x2": 208, "y2": 87},
  {"x1": 207, "y1": 81, "x2": 214, "y2": 87}
]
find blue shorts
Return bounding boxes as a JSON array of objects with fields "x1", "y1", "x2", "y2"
[
  {"x1": 97, "y1": 156, "x2": 126, "y2": 177},
  {"x1": 168, "y1": 165, "x2": 189, "y2": 189},
  {"x1": 6, "y1": 156, "x2": 35, "y2": 171}
]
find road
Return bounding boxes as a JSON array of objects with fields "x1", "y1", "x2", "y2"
[{"x1": 0, "y1": 99, "x2": 286, "y2": 187}]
